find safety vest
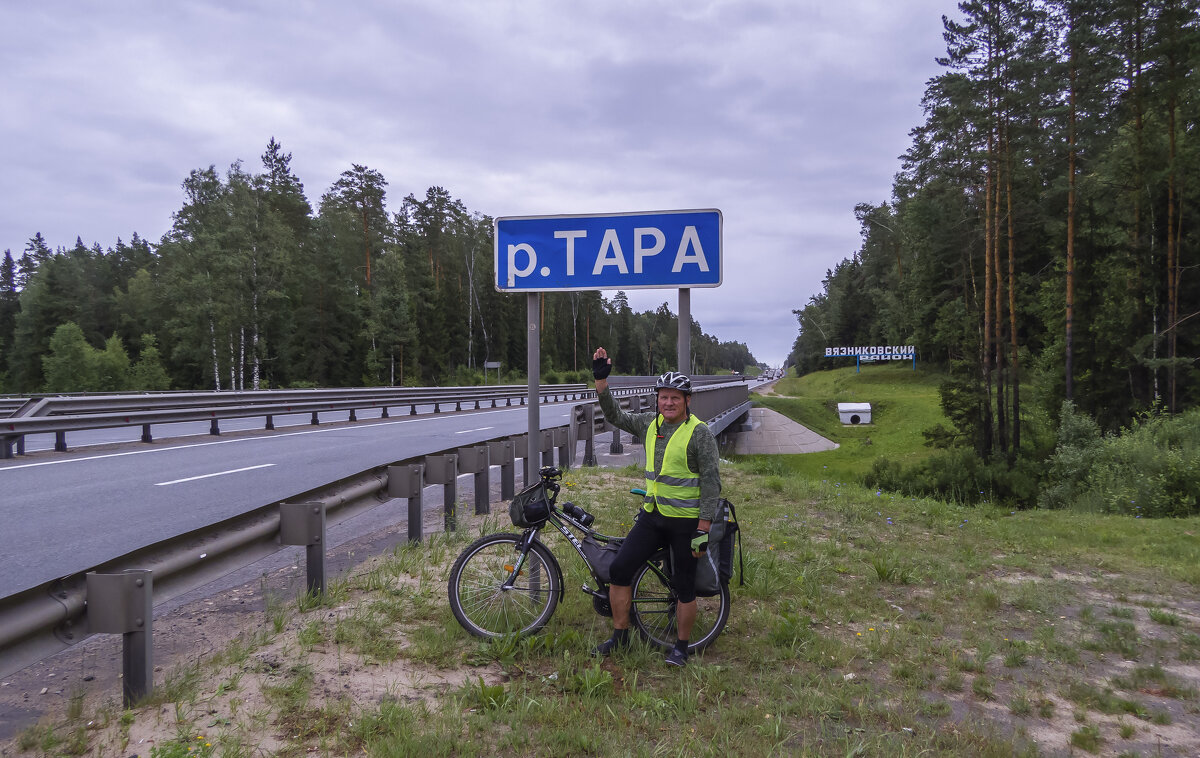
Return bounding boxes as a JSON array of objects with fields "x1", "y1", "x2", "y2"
[{"x1": 643, "y1": 414, "x2": 702, "y2": 518}]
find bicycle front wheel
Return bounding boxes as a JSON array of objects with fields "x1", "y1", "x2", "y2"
[
  {"x1": 448, "y1": 533, "x2": 562, "y2": 638},
  {"x1": 630, "y1": 551, "x2": 730, "y2": 653}
]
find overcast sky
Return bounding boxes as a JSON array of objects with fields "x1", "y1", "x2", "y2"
[{"x1": 1, "y1": 1, "x2": 960, "y2": 367}]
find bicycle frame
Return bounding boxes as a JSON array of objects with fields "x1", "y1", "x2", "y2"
[
  {"x1": 504, "y1": 480, "x2": 673, "y2": 609},
  {"x1": 449, "y1": 465, "x2": 729, "y2": 650}
]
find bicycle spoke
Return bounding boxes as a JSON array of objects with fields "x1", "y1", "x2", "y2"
[{"x1": 449, "y1": 534, "x2": 560, "y2": 637}]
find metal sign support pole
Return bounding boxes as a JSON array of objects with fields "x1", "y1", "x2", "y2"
[
  {"x1": 678, "y1": 287, "x2": 691, "y2": 373},
  {"x1": 527, "y1": 293, "x2": 540, "y2": 486}
]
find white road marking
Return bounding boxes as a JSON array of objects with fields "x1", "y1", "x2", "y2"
[
  {"x1": 155, "y1": 464, "x2": 276, "y2": 486},
  {"x1": 0, "y1": 404, "x2": 577, "y2": 472},
  {"x1": 455, "y1": 426, "x2": 495, "y2": 434}
]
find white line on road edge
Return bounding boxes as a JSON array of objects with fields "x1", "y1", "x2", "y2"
[
  {"x1": 455, "y1": 426, "x2": 495, "y2": 434},
  {"x1": 155, "y1": 464, "x2": 276, "y2": 486}
]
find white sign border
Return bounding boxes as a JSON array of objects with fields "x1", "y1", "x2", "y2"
[{"x1": 493, "y1": 207, "x2": 723, "y2": 293}]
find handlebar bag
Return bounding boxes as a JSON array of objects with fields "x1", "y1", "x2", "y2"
[{"x1": 510, "y1": 481, "x2": 550, "y2": 527}]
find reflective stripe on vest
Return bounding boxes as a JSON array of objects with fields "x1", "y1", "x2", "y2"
[{"x1": 643, "y1": 414, "x2": 702, "y2": 518}]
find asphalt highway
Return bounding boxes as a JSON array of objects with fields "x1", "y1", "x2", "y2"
[{"x1": 0, "y1": 403, "x2": 577, "y2": 597}]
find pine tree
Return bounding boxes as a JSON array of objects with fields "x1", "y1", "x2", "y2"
[
  {"x1": 42, "y1": 322, "x2": 98, "y2": 392},
  {"x1": 95, "y1": 333, "x2": 131, "y2": 391},
  {"x1": 128, "y1": 334, "x2": 171, "y2": 390},
  {"x1": 0, "y1": 250, "x2": 17, "y2": 357}
]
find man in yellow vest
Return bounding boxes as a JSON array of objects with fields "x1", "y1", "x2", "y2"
[{"x1": 591, "y1": 346, "x2": 722, "y2": 666}]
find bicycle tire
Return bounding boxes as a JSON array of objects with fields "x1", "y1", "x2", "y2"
[
  {"x1": 448, "y1": 533, "x2": 562, "y2": 638},
  {"x1": 629, "y1": 550, "x2": 730, "y2": 653}
]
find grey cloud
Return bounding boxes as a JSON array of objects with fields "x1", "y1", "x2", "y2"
[{"x1": 0, "y1": 0, "x2": 959, "y2": 365}]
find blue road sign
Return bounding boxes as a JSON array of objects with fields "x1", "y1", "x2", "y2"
[{"x1": 494, "y1": 209, "x2": 722, "y2": 292}]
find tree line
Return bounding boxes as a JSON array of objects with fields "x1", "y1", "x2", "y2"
[
  {"x1": 790, "y1": 0, "x2": 1197, "y2": 443},
  {"x1": 0, "y1": 139, "x2": 755, "y2": 394}
]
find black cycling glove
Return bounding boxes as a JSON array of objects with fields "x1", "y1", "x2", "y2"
[
  {"x1": 690, "y1": 529, "x2": 709, "y2": 553},
  {"x1": 592, "y1": 356, "x2": 612, "y2": 380}
]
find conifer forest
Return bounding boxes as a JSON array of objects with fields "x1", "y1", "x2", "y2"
[
  {"x1": 0, "y1": 138, "x2": 755, "y2": 395},
  {"x1": 790, "y1": 0, "x2": 1198, "y2": 438}
]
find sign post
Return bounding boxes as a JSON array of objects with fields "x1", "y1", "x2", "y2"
[{"x1": 496, "y1": 209, "x2": 722, "y2": 477}]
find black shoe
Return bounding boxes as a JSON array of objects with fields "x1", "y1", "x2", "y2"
[
  {"x1": 664, "y1": 647, "x2": 689, "y2": 667},
  {"x1": 592, "y1": 635, "x2": 628, "y2": 657}
]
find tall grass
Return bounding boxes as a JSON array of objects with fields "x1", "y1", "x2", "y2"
[{"x1": 10, "y1": 414, "x2": 1200, "y2": 756}]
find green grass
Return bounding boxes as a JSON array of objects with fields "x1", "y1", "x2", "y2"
[
  {"x1": 750, "y1": 364, "x2": 946, "y2": 483},
  {"x1": 10, "y1": 372, "x2": 1200, "y2": 757}
]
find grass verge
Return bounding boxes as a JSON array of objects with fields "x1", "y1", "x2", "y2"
[
  {"x1": 752, "y1": 365, "x2": 946, "y2": 483},
  {"x1": 6, "y1": 463, "x2": 1200, "y2": 757}
]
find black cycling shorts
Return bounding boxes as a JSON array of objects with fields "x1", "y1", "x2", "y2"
[{"x1": 609, "y1": 509, "x2": 699, "y2": 603}]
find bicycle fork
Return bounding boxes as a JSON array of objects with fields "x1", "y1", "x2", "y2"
[{"x1": 501, "y1": 529, "x2": 542, "y2": 590}]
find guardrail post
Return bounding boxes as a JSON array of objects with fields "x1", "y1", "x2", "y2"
[
  {"x1": 141, "y1": 424, "x2": 153, "y2": 443},
  {"x1": 86, "y1": 569, "x2": 153, "y2": 706},
  {"x1": 310, "y1": 412, "x2": 320, "y2": 425},
  {"x1": 507, "y1": 434, "x2": 529, "y2": 488},
  {"x1": 1, "y1": 436, "x2": 13, "y2": 459},
  {"x1": 610, "y1": 399, "x2": 630, "y2": 454},
  {"x1": 424, "y1": 454, "x2": 458, "y2": 531},
  {"x1": 487, "y1": 439, "x2": 515, "y2": 500},
  {"x1": 456, "y1": 445, "x2": 491, "y2": 514},
  {"x1": 210, "y1": 419, "x2": 220, "y2": 436},
  {"x1": 54, "y1": 431, "x2": 67, "y2": 452},
  {"x1": 279, "y1": 502, "x2": 327, "y2": 595},
  {"x1": 539, "y1": 429, "x2": 555, "y2": 468},
  {"x1": 582, "y1": 405, "x2": 598, "y2": 466},
  {"x1": 381, "y1": 406, "x2": 390, "y2": 419},
  {"x1": 553, "y1": 426, "x2": 571, "y2": 469},
  {"x1": 349, "y1": 409, "x2": 357, "y2": 422},
  {"x1": 388, "y1": 463, "x2": 425, "y2": 543},
  {"x1": 266, "y1": 415, "x2": 275, "y2": 430}
]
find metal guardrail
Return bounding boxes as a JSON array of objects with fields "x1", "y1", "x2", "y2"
[
  {"x1": 7, "y1": 385, "x2": 590, "y2": 416},
  {"x1": 0, "y1": 380, "x2": 751, "y2": 702},
  {"x1": 0, "y1": 384, "x2": 592, "y2": 458}
]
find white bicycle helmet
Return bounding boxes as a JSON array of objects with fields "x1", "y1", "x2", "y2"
[{"x1": 655, "y1": 371, "x2": 692, "y2": 395}]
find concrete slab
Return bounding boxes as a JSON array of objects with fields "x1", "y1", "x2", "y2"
[{"x1": 729, "y1": 407, "x2": 838, "y2": 455}]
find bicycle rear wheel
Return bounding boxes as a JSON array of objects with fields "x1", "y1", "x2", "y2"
[
  {"x1": 629, "y1": 550, "x2": 730, "y2": 653},
  {"x1": 448, "y1": 533, "x2": 562, "y2": 638}
]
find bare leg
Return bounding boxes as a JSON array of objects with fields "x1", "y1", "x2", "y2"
[
  {"x1": 676, "y1": 599, "x2": 697, "y2": 642},
  {"x1": 610, "y1": 584, "x2": 632, "y2": 630}
]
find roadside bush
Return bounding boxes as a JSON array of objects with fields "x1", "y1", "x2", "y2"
[
  {"x1": 1038, "y1": 401, "x2": 1103, "y2": 510},
  {"x1": 1040, "y1": 403, "x2": 1200, "y2": 517},
  {"x1": 867, "y1": 446, "x2": 1045, "y2": 507},
  {"x1": 447, "y1": 365, "x2": 486, "y2": 386}
]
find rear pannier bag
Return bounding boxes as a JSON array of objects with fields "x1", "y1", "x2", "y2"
[{"x1": 694, "y1": 498, "x2": 742, "y2": 597}]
